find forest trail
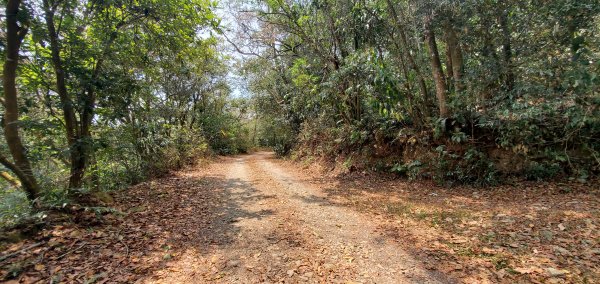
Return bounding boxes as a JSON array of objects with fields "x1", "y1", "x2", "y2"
[
  {"x1": 144, "y1": 152, "x2": 448, "y2": 283},
  {"x1": 4, "y1": 151, "x2": 597, "y2": 283}
]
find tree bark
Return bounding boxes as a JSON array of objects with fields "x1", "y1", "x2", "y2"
[
  {"x1": 2, "y1": 0, "x2": 41, "y2": 201},
  {"x1": 388, "y1": 36, "x2": 423, "y2": 127},
  {"x1": 43, "y1": 0, "x2": 88, "y2": 189},
  {"x1": 0, "y1": 171, "x2": 21, "y2": 188},
  {"x1": 445, "y1": 38, "x2": 454, "y2": 86},
  {"x1": 444, "y1": 21, "x2": 464, "y2": 93},
  {"x1": 499, "y1": 8, "x2": 514, "y2": 92},
  {"x1": 385, "y1": 0, "x2": 430, "y2": 109},
  {"x1": 0, "y1": 154, "x2": 36, "y2": 197},
  {"x1": 425, "y1": 16, "x2": 450, "y2": 118}
]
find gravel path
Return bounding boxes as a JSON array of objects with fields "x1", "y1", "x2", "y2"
[{"x1": 146, "y1": 152, "x2": 449, "y2": 283}]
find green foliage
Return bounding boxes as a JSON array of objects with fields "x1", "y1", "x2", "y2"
[
  {"x1": 237, "y1": 0, "x2": 599, "y2": 185},
  {"x1": 433, "y1": 146, "x2": 497, "y2": 186},
  {"x1": 524, "y1": 162, "x2": 562, "y2": 181},
  {"x1": 202, "y1": 113, "x2": 251, "y2": 155},
  {"x1": 257, "y1": 117, "x2": 296, "y2": 157},
  {"x1": 0, "y1": 190, "x2": 30, "y2": 229},
  {"x1": 2, "y1": 0, "x2": 599, "y2": 234},
  {"x1": 391, "y1": 160, "x2": 423, "y2": 180},
  {"x1": 0, "y1": 0, "x2": 251, "y2": 228}
]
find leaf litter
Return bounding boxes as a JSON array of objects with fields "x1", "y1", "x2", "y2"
[{"x1": 0, "y1": 153, "x2": 598, "y2": 283}]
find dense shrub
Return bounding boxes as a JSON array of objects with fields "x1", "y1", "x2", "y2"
[{"x1": 241, "y1": 0, "x2": 599, "y2": 184}]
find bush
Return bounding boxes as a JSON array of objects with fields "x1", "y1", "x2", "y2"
[
  {"x1": 391, "y1": 160, "x2": 423, "y2": 180},
  {"x1": 524, "y1": 161, "x2": 562, "y2": 181},
  {"x1": 200, "y1": 112, "x2": 252, "y2": 155},
  {"x1": 257, "y1": 117, "x2": 296, "y2": 157},
  {"x1": 433, "y1": 146, "x2": 498, "y2": 186},
  {"x1": 0, "y1": 190, "x2": 30, "y2": 229}
]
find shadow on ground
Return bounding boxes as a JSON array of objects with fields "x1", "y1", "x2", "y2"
[
  {"x1": 288, "y1": 161, "x2": 600, "y2": 283},
  {"x1": 0, "y1": 164, "x2": 276, "y2": 283},
  {"x1": 117, "y1": 171, "x2": 277, "y2": 282}
]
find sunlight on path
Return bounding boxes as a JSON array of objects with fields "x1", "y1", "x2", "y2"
[{"x1": 145, "y1": 152, "x2": 449, "y2": 283}]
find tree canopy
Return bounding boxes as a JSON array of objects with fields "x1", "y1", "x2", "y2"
[
  {"x1": 1, "y1": 0, "x2": 255, "y2": 225},
  {"x1": 1, "y1": 0, "x2": 599, "y2": 225},
  {"x1": 233, "y1": 0, "x2": 599, "y2": 184}
]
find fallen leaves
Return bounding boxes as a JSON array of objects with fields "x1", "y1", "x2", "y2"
[
  {"x1": 2, "y1": 156, "x2": 599, "y2": 283},
  {"x1": 513, "y1": 266, "x2": 538, "y2": 274},
  {"x1": 307, "y1": 169, "x2": 600, "y2": 283},
  {"x1": 546, "y1": 267, "x2": 569, "y2": 277},
  {"x1": 33, "y1": 264, "x2": 45, "y2": 272},
  {"x1": 0, "y1": 171, "x2": 228, "y2": 282}
]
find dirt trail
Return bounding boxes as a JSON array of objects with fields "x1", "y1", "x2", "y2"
[
  {"x1": 146, "y1": 152, "x2": 448, "y2": 283},
  {"x1": 3, "y1": 151, "x2": 597, "y2": 283}
]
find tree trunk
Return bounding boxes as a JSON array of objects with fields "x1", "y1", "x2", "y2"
[
  {"x1": 2, "y1": 0, "x2": 41, "y2": 201},
  {"x1": 499, "y1": 9, "x2": 514, "y2": 92},
  {"x1": 389, "y1": 37, "x2": 422, "y2": 127},
  {"x1": 385, "y1": 0, "x2": 430, "y2": 109},
  {"x1": 445, "y1": 39, "x2": 454, "y2": 86},
  {"x1": 451, "y1": 38, "x2": 463, "y2": 93},
  {"x1": 444, "y1": 21, "x2": 464, "y2": 93},
  {"x1": 43, "y1": 0, "x2": 88, "y2": 189},
  {"x1": 425, "y1": 17, "x2": 450, "y2": 118},
  {"x1": 0, "y1": 171, "x2": 21, "y2": 188}
]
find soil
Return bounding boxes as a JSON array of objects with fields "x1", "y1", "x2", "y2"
[{"x1": 1, "y1": 152, "x2": 598, "y2": 283}]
